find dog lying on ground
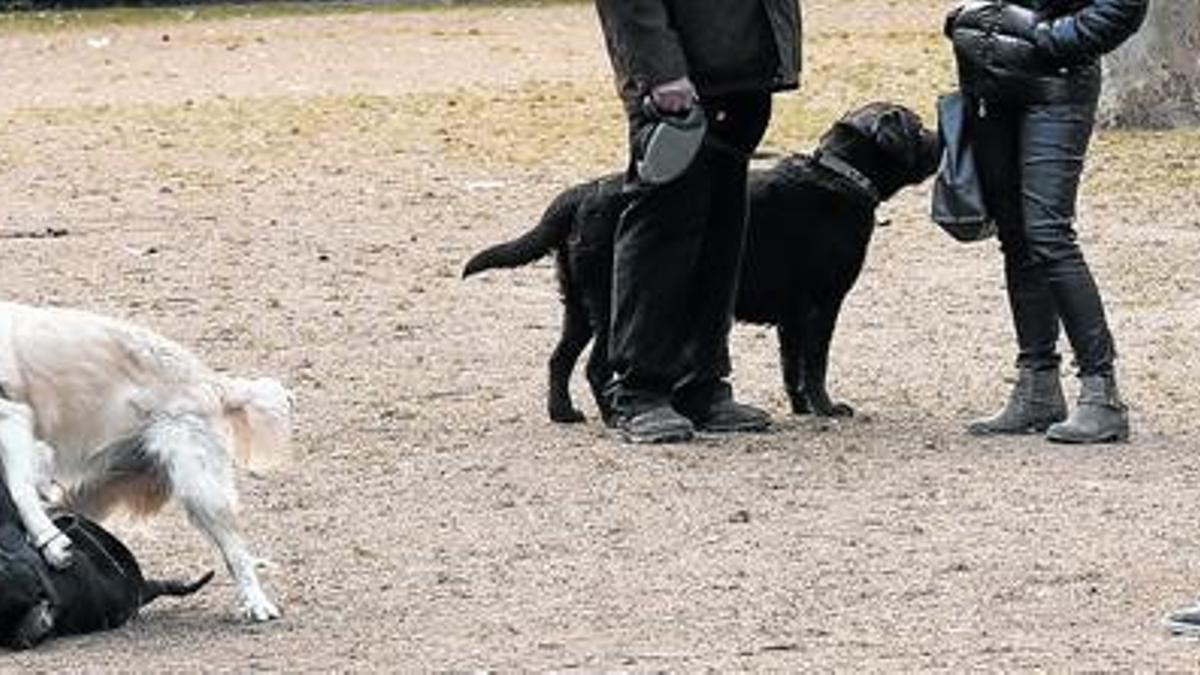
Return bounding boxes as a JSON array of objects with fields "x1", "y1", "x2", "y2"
[
  {"x1": 1, "y1": 478, "x2": 212, "y2": 650},
  {"x1": 0, "y1": 301, "x2": 292, "y2": 621},
  {"x1": 464, "y1": 102, "x2": 940, "y2": 424}
]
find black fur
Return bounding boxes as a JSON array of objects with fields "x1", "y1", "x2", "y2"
[
  {"x1": 0, "y1": 480, "x2": 212, "y2": 650},
  {"x1": 464, "y1": 102, "x2": 941, "y2": 424}
]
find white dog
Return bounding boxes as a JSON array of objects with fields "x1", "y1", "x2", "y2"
[{"x1": 0, "y1": 301, "x2": 291, "y2": 621}]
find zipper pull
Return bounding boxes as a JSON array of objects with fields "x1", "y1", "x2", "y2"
[{"x1": 978, "y1": 96, "x2": 988, "y2": 118}]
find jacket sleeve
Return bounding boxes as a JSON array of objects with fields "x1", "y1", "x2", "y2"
[
  {"x1": 1036, "y1": 0, "x2": 1149, "y2": 66},
  {"x1": 595, "y1": 0, "x2": 690, "y2": 98}
]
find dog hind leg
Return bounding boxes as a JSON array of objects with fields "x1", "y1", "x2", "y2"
[
  {"x1": 143, "y1": 415, "x2": 280, "y2": 621},
  {"x1": 548, "y1": 289, "x2": 592, "y2": 424}
]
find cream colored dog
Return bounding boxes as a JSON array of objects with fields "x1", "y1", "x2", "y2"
[{"x1": 0, "y1": 301, "x2": 291, "y2": 621}]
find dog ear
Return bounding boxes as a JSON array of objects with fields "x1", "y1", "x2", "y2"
[
  {"x1": 818, "y1": 119, "x2": 868, "y2": 152},
  {"x1": 871, "y1": 109, "x2": 905, "y2": 148},
  {"x1": 871, "y1": 108, "x2": 919, "y2": 165}
]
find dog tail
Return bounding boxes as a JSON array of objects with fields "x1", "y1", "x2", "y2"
[
  {"x1": 141, "y1": 570, "x2": 215, "y2": 607},
  {"x1": 461, "y1": 182, "x2": 586, "y2": 278},
  {"x1": 220, "y1": 377, "x2": 294, "y2": 472}
]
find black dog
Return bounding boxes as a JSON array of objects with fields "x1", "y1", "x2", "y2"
[
  {"x1": 1, "y1": 483, "x2": 212, "y2": 650},
  {"x1": 464, "y1": 102, "x2": 940, "y2": 424}
]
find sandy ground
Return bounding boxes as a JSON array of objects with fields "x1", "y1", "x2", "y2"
[{"x1": 2, "y1": 1, "x2": 1200, "y2": 670}]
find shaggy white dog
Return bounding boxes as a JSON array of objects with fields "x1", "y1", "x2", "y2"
[{"x1": 0, "y1": 301, "x2": 291, "y2": 621}]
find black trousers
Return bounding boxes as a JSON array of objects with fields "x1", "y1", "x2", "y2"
[
  {"x1": 609, "y1": 92, "x2": 772, "y2": 412},
  {"x1": 973, "y1": 97, "x2": 1116, "y2": 377}
]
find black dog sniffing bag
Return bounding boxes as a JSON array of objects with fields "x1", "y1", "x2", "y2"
[{"x1": 931, "y1": 91, "x2": 995, "y2": 243}]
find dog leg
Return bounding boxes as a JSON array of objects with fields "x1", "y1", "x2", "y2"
[
  {"x1": 778, "y1": 320, "x2": 809, "y2": 415},
  {"x1": 585, "y1": 330, "x2": 616, "y2": 426},
  {"x1": 186, "y1": 505, "x2": 279, "y2": 621},
  {"x1": 146, "y1": 416, "x2": 280, "y2": 622},
  {"x1": 778, "y1": 311, "x2": 853, "y2": 417},
  {"x1": 800, "y1": 302, "x2": 854, "y2": 417},
  {"x1": 548, "y1": 294, "x2": 591, "y2": 424},
  {"x1": 0, "y1": 400, "x2": 73, "y2": 568}
]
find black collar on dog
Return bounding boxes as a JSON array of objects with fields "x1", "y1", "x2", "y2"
[{"x1": 813, "y1": 150, "x2": 881, "y2": 207}]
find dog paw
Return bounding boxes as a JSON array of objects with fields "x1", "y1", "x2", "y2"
[
  {"x1": 12, "y1": 601, "x2": 55, "y2": 650},
  {"x1": 550, "y1": 408, "x2": 587, "y2": 424},
  {"x1": 239, "y1": 592, "x2": 282, "y2": 622},
  {"x1": 41, "y1": 534, "x2": 74, "y2": 569},
  {"x1": 795, "y1": 391, "x2": 855, "y2": 418},
  {"x1": 821, "y1": 402, "x2": 854, "y2": 418}
]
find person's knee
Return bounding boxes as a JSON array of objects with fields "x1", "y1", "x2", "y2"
[{"x1": 1024, "y1": 224, "x2": 1083, "y2": 266}]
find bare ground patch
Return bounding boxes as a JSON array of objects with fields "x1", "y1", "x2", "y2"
[{"x1": 2, "y1": 1, "x2": 1200, "y2": 669}]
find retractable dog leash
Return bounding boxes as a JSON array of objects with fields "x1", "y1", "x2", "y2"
[{"x1": 635, "y1": 98, "x2": 708, "y2": 184}]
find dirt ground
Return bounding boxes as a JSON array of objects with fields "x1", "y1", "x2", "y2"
[{"x1": 2, "y1": 1, "x2": 1200, "y2": 670}]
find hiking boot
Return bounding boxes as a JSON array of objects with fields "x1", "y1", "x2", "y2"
[
  {"x1": 616, "y1": 404, "x2": 695, "y2": 444},
  {"x1": 967, "y1": 366, "x2": 1067, "y2": 436},
  {"x1": 1164, "y1": 604, "x2": 1200, "y2": 635},
  {"x1": 1046, "y1": 373, "x2": 1129, "y2": 444},
  {"x1": 684, "y1": 398, "x2": 771, "y2": 433}
]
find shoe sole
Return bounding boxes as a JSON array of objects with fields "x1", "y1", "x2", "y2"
[
  {"x1": 617, "y1": 427, "x2": 695, "y2": 444},
  {"x1": 1045, "y1": 429, "x2": 1130, "y2": 444},
  {"x1": 697, "y1": 420, "x2": 771, "y2": 433},
  {"x1": 966, "y1": 418, "x2": 1066, "y2": 436},
  {"x1": 1045, "y1": 421, "x2": 1131, "y2": 444},
  {"x1": 1164, "y1": 618, "x2": 1200, "y2": 636}
]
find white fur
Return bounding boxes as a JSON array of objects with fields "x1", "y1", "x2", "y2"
[{"x1": 0, "y1": 301, "x2": 292, "y2": 621}]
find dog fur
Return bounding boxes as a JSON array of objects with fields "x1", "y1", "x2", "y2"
[
  {"x1": 0, "y1": 301, "x2": 291, "y2": 621},
  {"x1": 463, "y1": 102, "x2": 940, "y2": 424}
]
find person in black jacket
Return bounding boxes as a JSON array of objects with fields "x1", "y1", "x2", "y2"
[
  {"x1": 594, "y1": 0, "x2": 802, "y2": 444},
  {"x1": 946, "y1": 0, "x2": 1147, "y2": 443}
]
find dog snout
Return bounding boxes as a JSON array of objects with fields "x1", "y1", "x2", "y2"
[{"x1": 918, "y1": 128, "x2": 943, "y2": 178}]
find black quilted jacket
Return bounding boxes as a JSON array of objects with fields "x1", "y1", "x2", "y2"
[
  {"x1": 595, "y1": 0, "x2": 802, "y2": 106},
  {"x1": 950, "y1": 0, "x2": 1148, "y2": 104}
]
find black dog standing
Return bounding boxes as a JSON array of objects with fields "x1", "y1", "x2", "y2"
[
  {"x1": 0, "y1": 481, "x2": 212, "y2": 650},
  {"x1": 465, "y1": 102, "x2": 941, "y2": 427}
]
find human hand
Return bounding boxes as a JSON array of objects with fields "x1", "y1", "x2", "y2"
[
  {"x1": 648, "y1": 76, "x2": 697, "y2": 116},
  {"x1": 994, "y1": 2, "x2": 1041, "y2": 42}
]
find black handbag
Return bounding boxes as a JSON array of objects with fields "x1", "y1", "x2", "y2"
[{"x1": 931, "y1": 90, "x2": 996, "y2": 243}]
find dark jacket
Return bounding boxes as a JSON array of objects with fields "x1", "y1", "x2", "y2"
[
  {"x1": 950, "y1": 0, "x2": 1147, "y2": 104},
  {"x1": 595, "y1": 0, "x2": 802, "y2": 106}
]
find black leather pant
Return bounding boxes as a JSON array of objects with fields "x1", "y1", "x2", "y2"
[
  {"x1": 973, "y1": 97, "x2": 1116, "y2": 377},
  {"x1": 609, "y1": 92, "x2": 771, "y2": 412}
]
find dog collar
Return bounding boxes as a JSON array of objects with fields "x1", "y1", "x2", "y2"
[{"x1": 813, "y1": 150, "x2": 881, "y2": 207}]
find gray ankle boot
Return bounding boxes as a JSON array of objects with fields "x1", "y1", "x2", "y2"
[
  {"x1": 967, "y1": 367, "x2": 1067, "y2": 436},
  {"x1": 1046, "y1": 374, "x2": 1129, "y2": 444}
]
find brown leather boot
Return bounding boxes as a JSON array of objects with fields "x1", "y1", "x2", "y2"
[
  {"x1": 1046, "y1": 374, "x2": 1129, "y2": 444},
  {"x1": 967, "y1": 367, "x2": 1067, "y2": 436}
]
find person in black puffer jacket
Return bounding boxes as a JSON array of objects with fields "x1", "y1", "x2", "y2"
[
  {"x1": 594, "y1": 1, "x2": 802, "y2": 444},
  {"x1": 946, "y1": 0, "x2": 1147, "y2": 444}
]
